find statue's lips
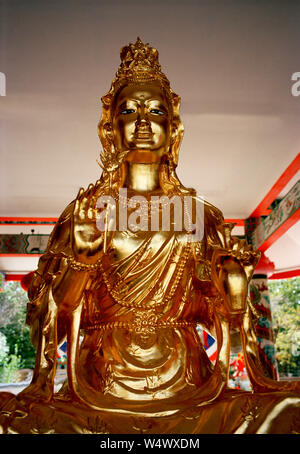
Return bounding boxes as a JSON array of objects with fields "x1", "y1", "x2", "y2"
[{"x1": 134, "y1": 130, "x2": 153, "y2": 140}]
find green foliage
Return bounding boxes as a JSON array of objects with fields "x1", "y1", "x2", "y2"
[
  {"x1": 0, "y1": 281, "x2": 36, "y2": 372},
  {"x1": 269, "y1": 277, "x2": 300, "y2": 376},
  {"x1": 269, "y1": 277, "x2": 300, "y2": 309},
  {"x1": 0, "y1": 332, "x2": 22, "y2": 383},
  {"x1": 1, "y1": 324, "x2": 36, "y2": 369},
  {"x1": 0, "y1": 345, "x2": 22, "y2": 383},
  {"x1": 0, "y1": 332, "x2": 9, "y2": 363}
]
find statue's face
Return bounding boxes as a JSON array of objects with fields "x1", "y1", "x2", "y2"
[{"x1": 112, "y1": 82, "x2": 171, "y2": 163}]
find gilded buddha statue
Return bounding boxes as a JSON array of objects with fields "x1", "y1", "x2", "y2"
[{"x1": 0, "y1": 38, "x2": 299, "y2": 434}]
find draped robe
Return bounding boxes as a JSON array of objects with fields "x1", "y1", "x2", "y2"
[{"x1": 0, "y1": 195, "x2": 299, "y2": 434}]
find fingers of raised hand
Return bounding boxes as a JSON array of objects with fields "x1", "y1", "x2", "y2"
[
  {"x1": 79, "y1": 185, "x2": 91, "y2": 219},
  {"x1": 86, "y1": 183, "x2": 99, "y2": 220},
  {"x1": 74, "y1": 187, "x2": 85, "y2": 217},
  {"x1": 75, "y1": 184, "x2": 97, "y2": 221}
]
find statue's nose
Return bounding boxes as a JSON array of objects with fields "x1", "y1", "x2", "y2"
[{"x1": 136, "y1": 108, "x2": 151, "y2": 128}]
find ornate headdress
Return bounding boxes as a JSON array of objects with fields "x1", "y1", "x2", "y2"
[{"x1": 112, "y1": 37, "x2": 171, "y2": 89}]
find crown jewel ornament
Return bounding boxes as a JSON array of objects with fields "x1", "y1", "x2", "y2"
[{"x1": 112, "y1": 37, "x2": 170, "y2": 89}]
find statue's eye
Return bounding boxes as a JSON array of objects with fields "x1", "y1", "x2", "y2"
[
  {"x1": 149, "y1": 109, "x2": 165, "y2": 115},
  {"x1": 120, "y1": 108, "x2": 136, "y2": 115}
]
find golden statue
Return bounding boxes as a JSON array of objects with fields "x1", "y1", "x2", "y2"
[{"x1": 0, "y1": 38, "x2": 299, "y2": 434}]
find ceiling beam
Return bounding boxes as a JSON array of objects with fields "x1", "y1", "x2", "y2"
[
  {"x1": 249, "y1": 153, "x2": 300, "y2": 218},
  {"x1": 248, "y1": 180, "x2": 299, "y2": 251}
]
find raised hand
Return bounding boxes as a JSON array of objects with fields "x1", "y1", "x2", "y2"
[{"x1": 71, "y1": 180, "x2": 112, "y2": 265}]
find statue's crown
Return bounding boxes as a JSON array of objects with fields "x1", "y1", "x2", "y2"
[{"x1": 114, "y1": 37, "x2": 170, "y2": 87}]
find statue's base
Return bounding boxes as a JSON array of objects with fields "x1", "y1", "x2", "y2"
[{"x1": 0, "y1": 389, "x2": 299, "y2": 434}]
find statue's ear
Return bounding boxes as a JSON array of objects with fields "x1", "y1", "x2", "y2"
[
  {"x1": 103, "y1": 122, "x2": 113, "y2": 142},
  {"x1": 99, "y1": 93, "x2": 114, "y2": 147},
  {"x1": 169, "y1": 120, "x2": 180, "y2": 166},
  {"x1": 170, "y1": 121, "x2": 178, "y2": 144},
  {"x1": 98, "y1": 120, "x2": 114, "y2": 150}
]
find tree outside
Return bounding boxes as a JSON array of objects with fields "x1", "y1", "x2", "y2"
[
  {"x1": 0, "y1": 281, "x2": 36, "y2": 382},
  {"x1": 268, "y1": 277, "x2": 300, "y2": 377}
]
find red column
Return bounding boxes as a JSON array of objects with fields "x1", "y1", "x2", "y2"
[{"x1": 250, "y1": 252, "x2": 278, "y2": 379}]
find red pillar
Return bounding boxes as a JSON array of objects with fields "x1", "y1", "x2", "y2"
[{"x1": 250, "y1": 252, "x2": 278, "y2": 379}]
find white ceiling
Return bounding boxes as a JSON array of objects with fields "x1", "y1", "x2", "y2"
[
  {"x1": 0, "y1": 0, "x2": 299, "y2": 275},
  {"x1": 267, "y1": 222, "x2": 300, "y2": 274}
]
